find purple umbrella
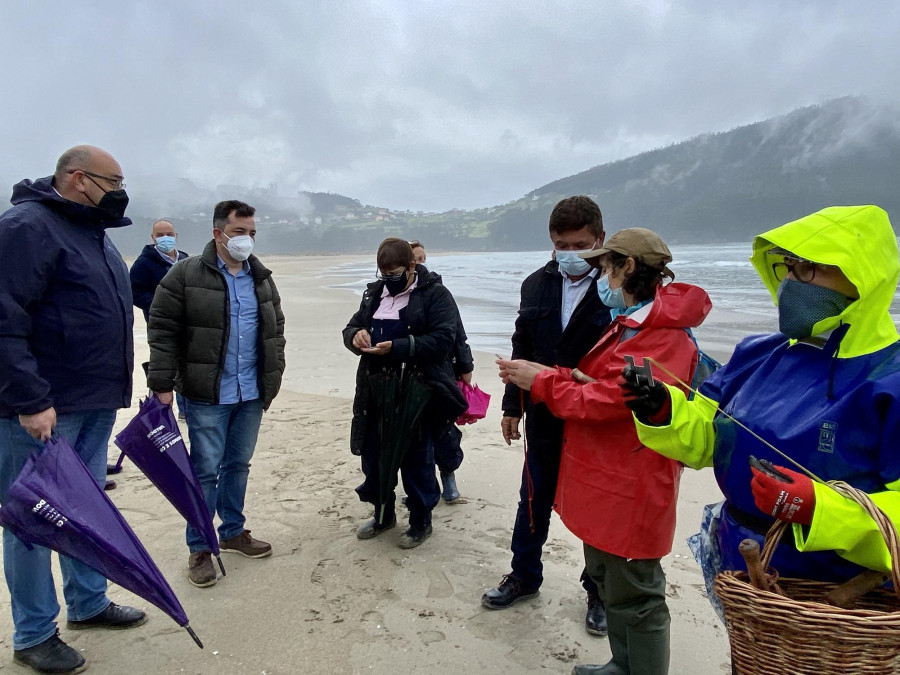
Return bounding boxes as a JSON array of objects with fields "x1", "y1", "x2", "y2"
[
  {"x1": 114, "y1": 396, "x2": 225, "y2": 576},
  {"x1": 0, "y1": 435, "x2": 202, "y2": 648}
]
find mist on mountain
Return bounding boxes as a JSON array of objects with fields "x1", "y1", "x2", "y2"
[{"x1": 109, "y1": 96, "x2": 900, "y2": 255}]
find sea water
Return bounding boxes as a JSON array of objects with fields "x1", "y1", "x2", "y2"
[{"x1": 331, "y1": 243, "x2": 900, "y2": 361}]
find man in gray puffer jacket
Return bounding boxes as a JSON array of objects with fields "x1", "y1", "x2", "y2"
[{"x1": 147, "y1": 199, "x2": 285, "y2": 588}]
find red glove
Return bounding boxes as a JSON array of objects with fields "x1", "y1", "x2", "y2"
[{"x1": 750, "y1": 465, "x2": 816, "y2": 525}]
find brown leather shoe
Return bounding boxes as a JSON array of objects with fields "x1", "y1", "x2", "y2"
[
  {"x1": 219, "y1": 530, "x2": 272, "y2": 558},
  {"x1": 188, "y1": 551, "x2": 217, "y2": 587}
]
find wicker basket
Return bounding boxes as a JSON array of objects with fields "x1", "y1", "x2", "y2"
[{"x1": 715, "y1": 481, "x2": 900, "y2": 675}]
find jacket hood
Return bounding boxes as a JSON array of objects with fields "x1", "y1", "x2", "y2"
[
  {"x1": 750, "y1": 205, "x2": 899, "y2": 358},
  {"x1": 621, "y1": 282, "x2": 712, "y2": 330},
  {"x1": 10, "y1": 176, "x2": 132, "y2": 229}
]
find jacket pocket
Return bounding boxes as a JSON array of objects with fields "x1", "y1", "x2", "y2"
[{"x1": 518, "y1": 305, "x2": 553, "y2": 321}]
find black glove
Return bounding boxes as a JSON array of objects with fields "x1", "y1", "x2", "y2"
[{"x1": 620, "y1": 365, "x2": 668, "y2": 423}]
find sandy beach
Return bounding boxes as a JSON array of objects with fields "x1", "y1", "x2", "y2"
[{"x1": 0, "y1": 254, "x2": 732, "y2": 674}]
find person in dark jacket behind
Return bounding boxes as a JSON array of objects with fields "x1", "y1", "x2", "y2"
[
  {"x1": 129, "y1": 219, "x2": 189, "y2": 420},
  {"x1": 343, "y1": 238, "x2": 468, "y2": 549},
  {"x1": 481, "y1": 196, "x2": 612, "y2": 638},
  {"x1": 130, "y1": 219, "x2": 189, "y2": 323},
  {"x1": 0, "y1": 145, "x2": 146, "y2": 674},
  {"x1": 147, "y1": 200, "x2": 285, "y2": 589},
  {"x1": 409, "y1": 239, "x2": 474, "y2": 503}
]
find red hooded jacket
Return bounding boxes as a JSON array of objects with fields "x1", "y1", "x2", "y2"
[{"x1": 530, "y1": 282, "x2": 712, "y2": 559}]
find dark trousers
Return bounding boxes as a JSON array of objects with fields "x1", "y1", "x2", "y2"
[
  {"x1": 583, "y1": 544, "x2": 670, "y2": 674},
  {"x1": 356, "y1": 418, "x2": 439, "y2": 531},
  {"x1": 433, "y1": 424, "x2": 463, "y2": 474},
  {"x1": 509, "y1": 444, "x2": 598, "y2": 595}
]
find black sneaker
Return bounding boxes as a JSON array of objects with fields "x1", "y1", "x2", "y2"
[
  {"x1": 67, "y1": 602, "x2": 147, "y2": 630},
  {"x1": 585, "y1": 593, "x2": 608, "y2": 636},
  {"x1": 13, "y1": 630, "x2": 86, "y2": 674},
  {"x1": 481, "y1": 574, "x2": 540, "y2": 609}
]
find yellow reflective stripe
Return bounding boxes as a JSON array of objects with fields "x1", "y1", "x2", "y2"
[
  {"x1": 634, "y1": 384, "x2": 718, "y2": 469},
  {"x1": 794, "y1": 483, "x2": 900, "y2": 573}
]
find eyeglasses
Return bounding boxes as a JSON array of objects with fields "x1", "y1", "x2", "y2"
[
  {"x1": 772, "y1": 257, "x2": 819, "y2": 283},
  {"x1": 376, "y1": 268, "x2": 406, "y2": 281},
  {"x1": 68, "y1": 169, "x2": 126, "y2": 190}
]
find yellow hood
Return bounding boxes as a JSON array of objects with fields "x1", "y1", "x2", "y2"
[{"x1": 750, "y1": 205, "x2": 899, "y2": 358}]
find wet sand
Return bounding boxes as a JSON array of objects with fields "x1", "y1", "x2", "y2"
[{"x1": 0, "y1": 255, "x2": 731, "y2": 674}]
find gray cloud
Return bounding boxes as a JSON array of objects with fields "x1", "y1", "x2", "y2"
[{"x1": 2, "y1": 1, "x2": 898, "y2": 212}]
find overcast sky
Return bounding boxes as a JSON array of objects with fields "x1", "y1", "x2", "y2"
[{"x1": 2, "y1": 1, "x2": 898, "y2": 212}]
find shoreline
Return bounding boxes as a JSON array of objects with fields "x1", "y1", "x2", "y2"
[{"x1": 0, "y1": 253, "x2": 730, "y2": 674}]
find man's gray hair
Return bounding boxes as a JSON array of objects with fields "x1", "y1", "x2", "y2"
[{"x1": 54, "y1": 147, "x2": 92, "y2": 180}]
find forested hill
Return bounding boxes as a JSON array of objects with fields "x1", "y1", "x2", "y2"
[
  {"x1": 521, "y1": 96, "x2": 900, "y2": 246},
  {"x1": 110, "y1": 96, "x2": 900, "y2": 255}
]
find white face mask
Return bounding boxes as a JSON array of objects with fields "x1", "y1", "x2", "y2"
[{"x1": 222, "y1": 233, "x2": 254, "y2": 261}]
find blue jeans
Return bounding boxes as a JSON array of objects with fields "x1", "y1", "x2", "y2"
[
  {"x1": 184, "y1": 398, "x2": 263, "y2": 552},
  {"x1": 176, "y1": 392, "x2": 186, "y2": 417},
  {"x1": 0, "y1": 411, "x2": 116, "y2": 649}
]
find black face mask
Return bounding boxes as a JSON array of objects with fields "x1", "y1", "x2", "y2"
[
  {"x1": 95, "y1": 189, "x2": 129, "y2": 219},
  {"x1": 383, "y1": 273, "x2": 409, "y2": 296},
  {"x1": 82, "y1": 174, "x2": 129, "y2": 219}
]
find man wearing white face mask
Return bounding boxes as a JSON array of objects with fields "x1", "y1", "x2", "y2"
[{"x1": 147, "y1": 200, "x2": 286, "y2": 588}]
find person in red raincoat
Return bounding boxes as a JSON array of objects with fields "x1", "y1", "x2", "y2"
[{"x1": 498, "y1": 227, "x2": 711, "y2": 675}]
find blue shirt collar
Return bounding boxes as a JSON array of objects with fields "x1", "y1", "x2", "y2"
[{"x1": 216, "y1": 255, "x2": 250, "y2": 274}]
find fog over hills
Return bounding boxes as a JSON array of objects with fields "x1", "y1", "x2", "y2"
[{"x1": 109, "y1": 96, "x2": 900, "y2": 255}]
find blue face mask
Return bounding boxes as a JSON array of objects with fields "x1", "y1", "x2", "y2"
[
  {"x1": 596, "y1": 273, "x2": 627, "y2": 309},
  {"x1": 155, "y1": 235, "x2": 177, "y2": 253},
  {"x1": 776, "y1": 278, "x2": 852, "y2": 339},
  {"x1": 555, "y1": 250, "x2": 592, "y2": 277}
]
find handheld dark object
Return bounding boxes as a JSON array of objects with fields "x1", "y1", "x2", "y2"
[
  {"x1": 621, "y1": 357, "x2": 667, "y2": 422},
  {"x1": 749, "y1": 455, "x2": 794, "y2": 483},
  {"x1": 623, "y1": 356, "x2": 655, "y2": 387}
]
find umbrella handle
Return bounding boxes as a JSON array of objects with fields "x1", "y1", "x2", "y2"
[
  {"x1": 185, "y1": 624, "x2": 204, "y2": 649},
  {"x1": 216, "y1": 555, "x2": 226, "y2": 577},
  {"x1": 113, "y1": 449, "x2": 127, "y2": 472}
]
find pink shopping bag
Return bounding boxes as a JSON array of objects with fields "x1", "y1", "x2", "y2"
[{"x1": 456, "y1": 381, "x2": 491, "y2": 425}]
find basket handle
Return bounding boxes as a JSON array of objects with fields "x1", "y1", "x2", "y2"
[{"x1": 759, "y1": 480, "x2": 900, "y2": 601}]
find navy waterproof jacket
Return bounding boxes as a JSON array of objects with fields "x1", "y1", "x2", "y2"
[
  {"x1": 0, "y1": 176, "x2": 134, "y2": 418},
  {"x1": 130, "y1": 244, "x2": 189, "y2": 322},
  {"x1": 501, "y1": 260, "x2": 611, "y2": 456}
]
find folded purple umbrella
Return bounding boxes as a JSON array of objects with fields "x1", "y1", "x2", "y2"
[
  {"x1": 0, "y1": 435, "x2": 202, "y2": 648},
  {"x1": 114, "y1": 396, "x2": 224, "y2": 576}
]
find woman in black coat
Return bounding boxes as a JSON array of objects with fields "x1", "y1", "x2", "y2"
[{"x1": 342, "y1": 238, "x2": 467, "y2": 548}]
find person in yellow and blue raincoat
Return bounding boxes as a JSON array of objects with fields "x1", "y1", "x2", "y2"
[{"x1": 621, "y1": 205, "x2": 900, "y2": 586}]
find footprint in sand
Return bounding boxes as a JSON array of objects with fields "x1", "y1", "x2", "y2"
[
  {"x1": 361, "y1": 610, "x2": 386, "y2": 632},
  {"x1": 418, "y1": 630, "x2": 446, "y2": 645},
  {"x1": 426, "y1": 569, "x2": 454, "y2": 598}
]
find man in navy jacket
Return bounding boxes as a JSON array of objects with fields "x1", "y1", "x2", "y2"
[
  {"x1": 130, "y1": 218, "x2": 189, "y2": 323},
  {"x1": 0, "y1": 146, "x2": 147, "y2": 674},
  {"x1": 482, "y1": 196, "x2": 611, "y2": 637},
  {"x1": 130, "y1": 219, "x2": 190, "y2": 419}
]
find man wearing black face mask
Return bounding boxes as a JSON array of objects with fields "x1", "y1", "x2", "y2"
[{"x1": 0, "y1": 145, "x2": 146, "y2": 674}]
